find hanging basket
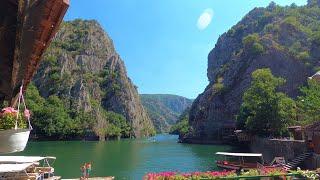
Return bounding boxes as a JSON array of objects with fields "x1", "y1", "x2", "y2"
[
  {"x1": 0, "y1": 129, "x2": 31, "y2": 154},
  {"x1": 0, "y1": 84, "x2": 32, "y2": 154}
]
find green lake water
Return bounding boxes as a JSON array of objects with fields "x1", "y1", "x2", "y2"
[{"x1": 14, "y1": 134, "x2": 233, "y2": 179}]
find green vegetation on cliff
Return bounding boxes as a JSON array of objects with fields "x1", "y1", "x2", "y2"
[
  {"x1": 26, "y1": 83, "x2": 132, "y2": 140},
  {"x1": 297, "y1": 79, "x2": 320, "y2": 125},
  {"x1": 242, "y1": 33, "x2": 265, "y2": 56},
  {"x1": 140, "y1": 94, "x2": 193, "y2": 133},
  {"x1": 237, "y1": 68, "x2": 320, "y2": 138},
  {"x1": 187, "y1": 1, "x2": 320, "y2": 141},
  {"x1": 237, "y1": 69, "x2": 296, "y2": 137},
  {"x1": 170, "y1": 108, "x2": 191, "y2": 136},
  {"x1": 30, "y1": 19, "x2": 155, "y2": 140}
]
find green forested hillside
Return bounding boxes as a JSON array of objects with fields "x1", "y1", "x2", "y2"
[
  {"x1": 140, "y1": 94, "x2": 193, "y2": 133},
  {"x1": 26, "y1": 83, "x2": 131, "y2": 140},
  {"x1": 170, "y1": 108, "x2": 190, "y2": 136}
]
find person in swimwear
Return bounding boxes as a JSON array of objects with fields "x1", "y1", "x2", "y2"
[{"x1": 85, "y1": 162, "x2": 92, "y2": 178}]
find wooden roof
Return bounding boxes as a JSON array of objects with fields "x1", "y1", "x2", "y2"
[{"x1": 0, "y1": 0, "x2": 69, "y2": 105}]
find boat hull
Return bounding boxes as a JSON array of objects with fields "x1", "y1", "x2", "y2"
[
  {"x1": 216, "y1": 163, "x2": 254, "y2": 171},
  {"x1": 0, "y1": 129, "x2": 30, "y2": 154}
]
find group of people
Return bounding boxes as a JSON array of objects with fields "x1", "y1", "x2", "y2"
[{"x1": 80, "y1": 162, "x2": 92, "y2": 179}]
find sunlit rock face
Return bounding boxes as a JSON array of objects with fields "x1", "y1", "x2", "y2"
[
  {"x1": 308, "y1": 0, "x2": 320, "y2": 7},
  {"x1": 33, "y1": 20, "x2": 154, "y2": 137},
  {"x1": 188, "y1": 3, "x2": 320, "y2": 141}
]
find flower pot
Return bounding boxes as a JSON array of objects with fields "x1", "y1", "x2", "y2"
[{"x1": 0, "y1": 129, "x2": 31, "y2": 154}]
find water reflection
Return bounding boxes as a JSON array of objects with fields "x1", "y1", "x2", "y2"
[{"x1": 15, "y1": 134, "x2": 231, "y2": 179}]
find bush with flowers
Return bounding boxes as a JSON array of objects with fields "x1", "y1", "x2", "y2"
[
  {"x1": 0, "y1": 107, "x2": 29, "y2": 130},
  {"x1": 239, "y1": 169, "x2": 259, "y2": 177},
  {"x1": 144, "y1": 170, "x2": 237, "y2": 180},
  {"x1": 144, "y1": 167, "x2": 319, "y2": 180},
  {"x1": 258, "y1": 167, "x2": 286, "y2": 176},
  {"x1": 291, "y1": 167, "x2": 319, "y2": 180},
  {"x1": 239, "y1": 167, "x2": 287, "y2": 180}
]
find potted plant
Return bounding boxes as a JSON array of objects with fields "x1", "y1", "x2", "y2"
[
  {"x1": 0, "y1": 86, "x2": 33, "y2": 154},
  {"x1": 0, "y1": 107, "x2": 28, "y2": 130}
]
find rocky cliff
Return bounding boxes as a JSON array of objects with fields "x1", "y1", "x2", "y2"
[
  {"x1": 188, "y1": 1, "x2": 320, "y2": 141},
  {"x1": 140, "y1": 94, "x2": 193, "y2": 133},
  {"x1": 33, "y1": 19, "x2": 155, "y2": 138}
]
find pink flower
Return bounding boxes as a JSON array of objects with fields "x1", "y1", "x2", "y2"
[
  {"x1": 1, "y1": 107, "x2": 18, "y2": 116},
  {"x1": 145, "y1": 173, "x2": 158, "y2": 180},
  {"x1": 24, "y1": 109, "x2": 30, "y2": 119},
  {"x1": 145, "y1": 170, "x2": 236, "y2": 179},
  {"x1": 145, "y1": 172, "x2": 176, "y2": 180},
  {"x1": 191, "y1": 171, "x2": 202, "y2": 176},
  {"x1": 181, "y1": 173, "x2": 191, "y2": 177}
]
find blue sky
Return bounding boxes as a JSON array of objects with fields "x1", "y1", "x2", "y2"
[{"x1": 64, "y1": 0, "x2": 307, "y2": 99}]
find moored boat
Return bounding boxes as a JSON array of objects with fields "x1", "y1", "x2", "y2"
[
  {"x1": 215, "y1": 152, "x2": 274, "y2": 171},
  {"x1": 0, "y1": 156, "x2": 60, "y2": 180}
]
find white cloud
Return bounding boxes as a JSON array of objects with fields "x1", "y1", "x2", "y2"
[{"x1": 197, "y1": 8, "x2": 213, "y2": 30}]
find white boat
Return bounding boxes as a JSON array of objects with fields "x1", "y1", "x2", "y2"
[{"x1": 0, "y1": 156, "x2": 60, "y2": 180}]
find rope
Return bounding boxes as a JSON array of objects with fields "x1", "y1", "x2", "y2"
[
  {"x1": 15, "y1": 86, "x2": 23, "y2": 130},
  {"x1": 15, "y1": 83, "x2": 32, "y2": 130},
  {"x1": 21, "y1": 92, "x2": 32, "y2": 130}
]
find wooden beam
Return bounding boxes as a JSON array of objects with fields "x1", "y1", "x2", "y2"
[
  {"x1": 6, "y1": 0, "x2": 69, "y2": 104},
  {"x1": 40, "y1": 19, "x2": 54, "y2": 28},
  {"x1": 10, "y1": 0, "x2": 28, "y2": 106},
  {"x1": 34, "y1": 39, "x2": 46, "y2": 47},
  {"x1": 7, "y1": 0, "x2": 18, "y2": 6},
  {"x1": 22, "y1": 0, "x2": 69, "y2": 92}
]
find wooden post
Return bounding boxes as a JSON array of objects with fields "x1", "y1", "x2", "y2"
[{"x1": 10, "y1": 0, "x2": 28, "y2": 106}]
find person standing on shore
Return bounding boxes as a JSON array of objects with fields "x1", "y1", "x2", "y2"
[
  {"x1": 85, "y1": 162, "x2": 92, "y2": 178},
  {"x1": 80, "y1": 165, "x2": 86, "y2": 179}
]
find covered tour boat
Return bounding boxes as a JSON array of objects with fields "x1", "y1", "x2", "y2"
[
  {"x1": 0, "y1": 156, "x2": 59, "y2": 180},
  {"x1": 215, "y1": 152, "x2": 266, "y2": 170}
]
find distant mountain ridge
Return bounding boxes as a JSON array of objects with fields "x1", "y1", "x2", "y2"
[{"x1": 140, "y1": 94, "x2": 193, "y2": 133}]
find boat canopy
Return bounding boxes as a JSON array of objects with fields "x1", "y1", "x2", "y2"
[
  {"x1": 0, "y1": 156, "x2": 56, "y2": 163},
  {"x1": 0, "y1": 163, "x2": 33, "y2": 173},
  {"x1": 216, "y1": 152, "x2": 263, "y2": 157}
]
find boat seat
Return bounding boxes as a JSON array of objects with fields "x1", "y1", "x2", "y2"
[{"x1": 35, "y1": 167, "x2": 54, "y2": 173}]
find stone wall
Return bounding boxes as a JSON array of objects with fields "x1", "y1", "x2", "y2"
[
  {"x1": 250, "y1": 138, "x2": 307, "y2": 163},
  {"x1": 305, "y1": 154, "x2": 320, "y2": 169}
]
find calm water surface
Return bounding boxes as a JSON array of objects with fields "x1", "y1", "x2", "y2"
[{"x1": 15, "y1": 134, "x2": 232, "y2": 179}]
